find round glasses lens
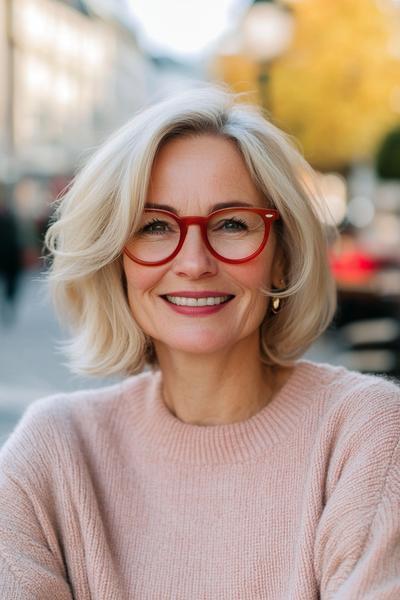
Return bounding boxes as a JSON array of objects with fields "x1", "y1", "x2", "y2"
[
  {"x1": 207, "y1": 209, "x2": 265, "y2": 260},
  {"x1": 127, "y1": 210, "x2": 180, "y2": 262}
]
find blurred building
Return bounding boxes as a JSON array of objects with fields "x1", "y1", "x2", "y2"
[
  {"x1": 0, "y1": 0, "x2": 164, "y2": 266},
  {"x1": 0, "y1": 0, "x2": 156, "y2": 182}
]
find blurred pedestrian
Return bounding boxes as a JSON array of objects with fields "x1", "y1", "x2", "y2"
[{"x1": 0, "y1": 186, "x2": 23, "y2": 325}]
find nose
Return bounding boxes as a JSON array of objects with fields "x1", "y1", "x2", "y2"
[{"x1": 171, "y1": 224, "x2": 218, "y2": 279}]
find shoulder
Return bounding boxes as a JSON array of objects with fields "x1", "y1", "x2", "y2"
[
  {"x1": 0, "y1": 370, "x2": 156, "y2": 481},
  {"x1": 296, "y1": 359, "x2": 400, "y2": 471},
  {"x1": 298, "y1": 359, "x2": 400, "y2": 423},
  {"x1": 299, "y1": 361, "x2": 400, "y2": 497},
  {"x1": 5, "y1": 369, "x2": 156, "y2": 431}
]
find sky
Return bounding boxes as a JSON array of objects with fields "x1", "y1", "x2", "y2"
[{"x1": 127, "y1": 0, "x2": 249, "y2": 60}]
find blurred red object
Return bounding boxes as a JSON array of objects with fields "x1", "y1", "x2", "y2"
[{"x1": 330, "y1": 246, "x2": 381, "y2": 286}]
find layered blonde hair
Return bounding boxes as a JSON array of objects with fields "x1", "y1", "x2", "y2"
[{"x1": 45, "y1": 85, "x2": 336, "y2": 376}]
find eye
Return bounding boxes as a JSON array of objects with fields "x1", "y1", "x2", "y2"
[
  {"x1": 139, "y1": 218, "x2": 172, "y2": 235},
  {"x1": 216, "y1": 218, "x2": 248, "y2": 231}
]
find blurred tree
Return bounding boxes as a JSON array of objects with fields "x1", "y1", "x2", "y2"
[
  {"x1": 375, "y1": 125, "x2": 400, "y2": 178},
  {"x1": 214, "y1": 0, "x2": 400, "y2": 171},
  {"x1": 271, "y1": 0, "x2": 400, "y2": 170}
]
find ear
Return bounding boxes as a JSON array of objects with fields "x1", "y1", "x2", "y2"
[{"x1": 271, "y1": 246, "x2": 287, "y2": 290}]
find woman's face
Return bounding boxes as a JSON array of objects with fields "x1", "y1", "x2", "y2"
[{"x1": 123, "y1": 134, "x2": 281, "y2": 358}]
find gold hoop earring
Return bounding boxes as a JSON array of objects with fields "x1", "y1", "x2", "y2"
[
  {"x1": 271, "y1": 279, "x2": 285, "y2": 314},
  {"x1": 271, "y1": 297, "x2": 281, "y2": 314}
]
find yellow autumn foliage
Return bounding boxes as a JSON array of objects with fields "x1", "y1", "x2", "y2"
[{"x1": 213, "y1": 0, "x2": 400, "y2": 170}]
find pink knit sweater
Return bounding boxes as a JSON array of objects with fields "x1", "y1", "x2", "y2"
[{"x1": 1, "y1": 360, "x2": 399, "y2": 599}]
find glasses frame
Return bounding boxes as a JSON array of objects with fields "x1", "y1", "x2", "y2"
[{"x1": 123, "y1": 206, "x2": 280, "y2": 266}]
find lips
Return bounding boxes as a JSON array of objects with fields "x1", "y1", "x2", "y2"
[
  {"x1": 165, "y1": 295, "x2": 232, "y2": 307},
  {"x1": 161, "y1": 291, "x2": 234, "y2": 298},
  {"x1": 160, "y1": 292, "x2": 235, "y2": 314}
]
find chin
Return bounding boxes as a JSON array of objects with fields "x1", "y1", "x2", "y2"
[{"x1": 157, "y1": 331, "x2": 234, "y2": 356}]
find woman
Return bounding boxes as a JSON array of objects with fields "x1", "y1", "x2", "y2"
[{"x1": 1, "y1": 87, "x2": 399, "y2": 599}]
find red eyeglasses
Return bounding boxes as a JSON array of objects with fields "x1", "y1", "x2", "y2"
[{"x1": 123, "y1": 206, "x2": 280, "y2": 266}]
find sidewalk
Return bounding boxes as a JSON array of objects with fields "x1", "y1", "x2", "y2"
[{"x1": 0, "y1": 271, "x2": 116, "y2": 444}]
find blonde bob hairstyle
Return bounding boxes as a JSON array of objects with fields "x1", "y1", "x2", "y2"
[{"x1": 45, "y1": 85, "x2": 337, "y2": 376}]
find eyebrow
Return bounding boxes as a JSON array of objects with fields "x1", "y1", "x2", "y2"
[{"x1": 144, "y1": 201, "x2": 254, "y2": 214}]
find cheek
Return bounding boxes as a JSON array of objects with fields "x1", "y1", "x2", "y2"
[
  {"x1": 123, "y1": 257, "x2": 165, "y2": 301},
  {"x1": 227, "y1": 254, "x2": 273, "y2": 290}
]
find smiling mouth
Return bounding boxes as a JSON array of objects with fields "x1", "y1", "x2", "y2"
[{"x1": 162, "y1": 295, "x2": 235, "y2": 307}]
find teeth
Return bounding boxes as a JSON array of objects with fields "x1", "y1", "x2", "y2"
[{"x1": 165, "y1": 295, "x2": 231, "y2": 306}]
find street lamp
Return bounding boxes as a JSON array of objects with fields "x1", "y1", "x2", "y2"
[{"x1": 242, "y1": 0, "x2": 294, "y2": 112}]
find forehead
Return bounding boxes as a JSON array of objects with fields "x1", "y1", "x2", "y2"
[{"x1": 147, "y1": 134, "x2": 266, "y2": 213}]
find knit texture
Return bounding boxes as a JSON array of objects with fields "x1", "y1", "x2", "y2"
[{"x1": 0, "y1": 360, "x2": 399, "y2": 599}]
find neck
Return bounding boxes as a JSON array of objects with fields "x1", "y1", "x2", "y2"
[{"x1": 154, "y1": 336, "x2": 291, "y2": 426}]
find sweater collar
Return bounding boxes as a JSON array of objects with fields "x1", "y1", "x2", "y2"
[{"x1": 123, "y1": 360, "x2": 327, "y2": 465}]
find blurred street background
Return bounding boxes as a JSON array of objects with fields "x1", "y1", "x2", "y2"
[{"x1": 1, "y1": 0, "x2": 400, "y2": 444}]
